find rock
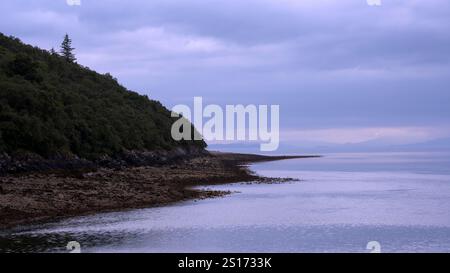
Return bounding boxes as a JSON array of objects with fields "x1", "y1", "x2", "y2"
[{"x1": 0, "y1": 146, "x2": 206, "y2": 175}]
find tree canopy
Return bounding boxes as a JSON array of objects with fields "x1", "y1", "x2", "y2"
[{"x1": 0, "y1": 33, "x2": 206, "y2": 159}]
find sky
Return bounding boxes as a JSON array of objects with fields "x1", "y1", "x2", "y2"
[{"x1": 1, "y1": 0, "x2": 450, "y2": 151}]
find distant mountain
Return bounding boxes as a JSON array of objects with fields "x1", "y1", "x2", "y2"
[
  {"x1": 302, "y1": 137, "x2": 450, "y2": 153},
  {"x1": 208, "y1": 137, "x2": 450, "y2": 155},
  {"x1": 0, "y1": 33, "x2": 205, "y2": 159},
  {"x1": 391, "y1": 138, "x2": 450, "y2": 152}
]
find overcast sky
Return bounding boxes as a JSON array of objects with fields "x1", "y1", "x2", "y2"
[{"x1": 2, "y1": 0, "x2": 450, "y2": 148}]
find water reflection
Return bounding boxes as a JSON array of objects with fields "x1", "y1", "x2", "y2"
[{"x1": 2, "y1": 152, "x2": 450, "y2": 253}]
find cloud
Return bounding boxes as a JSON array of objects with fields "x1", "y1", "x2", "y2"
[{"x1": 2, "y1": 0, "x2": 450, "y2": 144}]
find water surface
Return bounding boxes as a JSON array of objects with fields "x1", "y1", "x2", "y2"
[{"x1": 2, "y1": 152, "x2": 450, "y2": 253}]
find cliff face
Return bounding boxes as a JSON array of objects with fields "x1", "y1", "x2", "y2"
[{"x1": 0, "y1": 33, "x2": 206, "y2": 173}]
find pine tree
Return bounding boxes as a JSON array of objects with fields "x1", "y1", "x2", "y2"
[
  {"x1": 50, "y1": 47, "x2": 57, "y2": 55},
  {"x1": 60, "y1": 34, "x2": 76, "y2": 63}
]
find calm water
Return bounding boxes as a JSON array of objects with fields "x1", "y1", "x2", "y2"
[{"x1": 2, "y1": 152, "x2": 450, "y2": 253}]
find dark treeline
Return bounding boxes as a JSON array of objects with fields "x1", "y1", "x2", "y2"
[{"x1": 0, "y1": 33, "x2": 205, "y2": 159}]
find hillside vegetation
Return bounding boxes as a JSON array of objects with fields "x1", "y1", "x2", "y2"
[{"x1": 0, "y1": 33, "x2": 205, "y2": 159}]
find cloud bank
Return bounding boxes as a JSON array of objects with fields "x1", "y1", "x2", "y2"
[{"x1": 2, "y1": 0, "x2": 450, "y2": 147}]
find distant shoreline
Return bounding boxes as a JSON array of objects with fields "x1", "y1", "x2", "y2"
[{"x1": 0, "y1": 152, "x2": 319, "y2": 230}]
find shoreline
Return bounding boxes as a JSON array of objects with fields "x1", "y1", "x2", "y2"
[{"x1": 0, "y1": 152, "x2": 319, "y2": 230}]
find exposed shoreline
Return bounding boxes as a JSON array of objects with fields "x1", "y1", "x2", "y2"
[{"x1": 0, "y1": 152, "x2": 319, "y2": 230}]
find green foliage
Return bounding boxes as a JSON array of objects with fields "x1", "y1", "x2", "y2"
[
  {"x1": 0, "y1": 33, "x2": 206, "y2": 159},
  {"x1": 60, "y1": 34, "x2": 76, "y2": 63},
  {"x1": 6, "y1": 53, "x2": 42, "y2": 82}
]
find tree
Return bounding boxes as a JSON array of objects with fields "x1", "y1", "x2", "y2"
[
  {"x1": 50, "y1": 48, "x2": 57, "y2": 55},
  {"x1": 60, "y1": 34, "x2": 76, "y2": 63},
  {"x1": 7, "y1": 53, "x2": 42, "y2": 82},
  {"x1": 0, "y1": 33, "x2": 207, "y2": 159}
]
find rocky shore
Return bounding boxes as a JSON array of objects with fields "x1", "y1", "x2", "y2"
[
  {"x1": 0, "y1": 146, "x2": 207, "y2": 175},
  {"x1": 0, "y1": 152, "x2": 316, "y2": 229}
]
